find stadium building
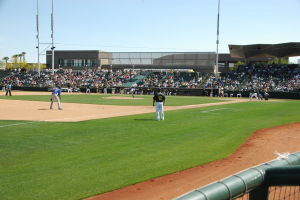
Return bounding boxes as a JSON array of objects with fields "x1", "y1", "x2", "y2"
[
  {"x1": 46, "y1": 51, "x2": 269, "y2": 72},
  {"x1": 46, "y1": 43, "x2": 300, "y2": 72}
]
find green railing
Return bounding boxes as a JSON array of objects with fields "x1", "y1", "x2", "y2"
[{"x1": 175, "y1": 151, "x2": 300, "y2": 200}]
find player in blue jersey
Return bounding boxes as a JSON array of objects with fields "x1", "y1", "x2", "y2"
[{"x1": 50, "y1": 86, "x2": 62, "y2": 110}]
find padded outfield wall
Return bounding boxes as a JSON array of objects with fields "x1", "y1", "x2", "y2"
[{"x1": 4, "y1": 86, "x2": 300, "y2": 100}]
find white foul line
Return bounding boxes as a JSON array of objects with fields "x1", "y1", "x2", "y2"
[
  {"x1": 0, "y1": 121, "x2": 39, "y2": 128},
  {"x1": 201, "y1": 108, "x2": 231, "y2": 113}
]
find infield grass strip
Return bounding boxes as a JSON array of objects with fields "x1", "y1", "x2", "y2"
[
  {"x1": 0, "y1": 94, "x2": 226, "y2": 106},
  {"x1": 1, "y1": 100, "x2": 300, "y2": 200}
]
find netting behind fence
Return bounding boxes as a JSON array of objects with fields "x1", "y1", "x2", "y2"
[
  {"x1": 232, "y1": 186, "x2": 300, "y2": 200},
  {"x1": 268, "y1": 186, "x2": 300, "y2": 200}
]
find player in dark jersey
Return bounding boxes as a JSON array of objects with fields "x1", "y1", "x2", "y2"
[{"x1": 153, "y1": 88, "x2": 165, "y2": 121}]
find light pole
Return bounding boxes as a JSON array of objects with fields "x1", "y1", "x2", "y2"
[
  {"x1": 36, "y1": 0, "x2": 40, "y2": 77},
  {"x1": 51, "y1": 0, "x2": 55, "y2": 75},
  {"x1": 215, "y1": 0, "x2": 221, "y2": 77}
]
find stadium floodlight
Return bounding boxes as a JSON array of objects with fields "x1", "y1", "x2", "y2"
[
  {"x1": 36, "y1": 0, "x2": 55, "y2": 77},
  {"x1": 215, "y1": 0, "x2": 221, "y2": 77},
  {"x1": 51, "y1": 0, "x2": 55, "y2": 75},
  {"x1": 36, "y1": 0, "x2": 40, "y2": 77}
]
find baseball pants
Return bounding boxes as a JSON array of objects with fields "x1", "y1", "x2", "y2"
[
  {"x1": 50, "y1": 94, "x2": 62, "y2": 109},
  {"x1": 155, "y1": 102, "x2": 164, "y2": 120}
]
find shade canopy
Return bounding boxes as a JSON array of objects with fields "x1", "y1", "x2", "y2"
[{"x1": 229, "y1": 42, "x2": 300, "y2": 59}]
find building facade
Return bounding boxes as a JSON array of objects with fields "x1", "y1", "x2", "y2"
[
  {"x1": 46, "y1": 50, "x2": 220, "y2": 72},
  {"x1": 46, "y1": 50, "x2": 270, "y2": 72},
  {"x1": 46, "y1": 50, "x2": 112, "y2": 69}
]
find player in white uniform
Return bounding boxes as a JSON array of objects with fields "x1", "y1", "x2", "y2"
[
  {"x1": 130, "y1": 87, "x2": 136, "y2": 98},
  {"x1": 153, "y1": 89, "x2": 165, "y2": 121},
  {"x1": 250, "y1": 90, "x2": 258, "y2": 100},
  {"x1": 50, "y1": 87, "x2": 62, "y2": 110}
]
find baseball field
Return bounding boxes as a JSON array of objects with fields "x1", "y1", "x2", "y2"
[{"x1": 1, "y1": 91, "x2": 300, "y2": 200}]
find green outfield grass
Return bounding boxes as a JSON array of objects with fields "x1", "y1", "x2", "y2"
[
  {"x1": 1, "y1": 99, "x2": 300, "y2": 200},
  {"x1": 0, "y1": 94, "x2": 226, "y2": 106}
]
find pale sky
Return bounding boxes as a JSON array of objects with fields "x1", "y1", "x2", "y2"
[{"x1": 0, "y1": 0, "x2": 299, "y2": 63}]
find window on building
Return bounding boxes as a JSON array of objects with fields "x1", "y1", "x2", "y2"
[{"x1": 74, "y1": 59, "x2": 82, "y2": 67}]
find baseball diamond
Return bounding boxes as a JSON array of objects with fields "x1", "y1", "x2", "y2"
[
  {"x1": 1, "y1": 1, "x2": 300, "y2": 200},
  {"x1": 1, "y1": 91, "x2": 300, "y2": 200}
]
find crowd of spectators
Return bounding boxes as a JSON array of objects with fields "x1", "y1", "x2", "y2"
[
  {"x1": 203, "y1": 71, "x2": 244, "y2": 91},
  {"x1": 0, "y1": 68, "x2": 201, "y2": 90},
  {"x1": 1, "y1": 64, "x2": 300, "y2": 92},
  {"x1": 138, "y1": 71, "x2": 202, "y2": 88},
  {"x1": 1, "y1": 68, "x2": 138, "y2": 89},
  {"x1": 240, "y1": 64, "x2": 300, "y2": 92},
  {"x1": 203, "y1": 64, "x2": 300, "y2": 92}
]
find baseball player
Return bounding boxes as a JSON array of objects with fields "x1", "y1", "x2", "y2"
[
  {"x1": 5, "y1": 82, "x2": 12, "y2": 96},
  {"x1": 86, "y1": 84, "x2": 91, "y2": 94},
  {"x1": 67, "y1": 83, "x2": 72, "y2": 93},
  {"x1": 50, "y1": 86, "x2": 62, "y2": 110},
  {"x1": 250, "y1": 89, "x2": 258, "y2": 101},
  {"x1": 153, "y1": 88, "x2": 165, "y2": 121},
  {"x1": 130, "y1": 87, "x2": 136, "y2": 98}
]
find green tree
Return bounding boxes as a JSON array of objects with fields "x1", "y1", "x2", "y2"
[
  {"x1": 20, "y1": 61, "x2": 27, "y2": 69},
  {"x1": 11, "y1": 54, "x2": 19, "y2": 69},
  {"x1": 28, "y1": 63, "x2": 46, "y2": 70},
  {"x1": 267, "y1": 57, "x2": 289, "y2": 65},
  {"x1": 41, "y1": 64, "x2": 47, "y2": 69},
  {"x1": 0, "y1": 60, "x2": 4, "y2": 69},
  {"x1": 10, "y1": 53, "x2": 29, "y2": 69},
  {"x1": 18, "y1": 54, "x2": 23, "y2": 64},
  {"x1": 21, "y1": 52, "x2": 26, "y2": 62},
  {"x1": 2, "y1": 57, "x2": 9, "y2": 70},
  {"x1": 231, "y1": 61, "x2": 245, "y2": 71},
  {"x1": 6, "y1": 62, "x2": 13, "y2": 70}
]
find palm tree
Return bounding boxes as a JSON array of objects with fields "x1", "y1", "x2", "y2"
[
  {"x1": 18, "y1": 54, "x2": 23, "y2": 63},
  {"x1": 2, "y1": 57, "x2": 9, "y2": 70},
  {"x1": 12, "y1": 54, "x2": 19, "y2": 69},
  {"x1": 12, "y1": 54, "x2": 18, "y2": 62},
  {"x1": 21, "y1": 52, "x2": 26, "y2": 62}
]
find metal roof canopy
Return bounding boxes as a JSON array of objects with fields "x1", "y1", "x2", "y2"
[{"x1": 229, "y1": 42, "x2": 300, "y2": 59}]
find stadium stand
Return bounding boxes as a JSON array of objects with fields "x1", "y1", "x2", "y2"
[{"x1": 1, "y1": 63, "x2": 300, "y2": 94}]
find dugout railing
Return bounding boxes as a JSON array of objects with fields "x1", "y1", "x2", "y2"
[{"x1": 174, "y1": 151, "x2": 300, "y2": 200}]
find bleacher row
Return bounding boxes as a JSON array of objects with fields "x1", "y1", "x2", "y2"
[{"x1": 1, "y1": 64, "x2": 300, "y2": 92}]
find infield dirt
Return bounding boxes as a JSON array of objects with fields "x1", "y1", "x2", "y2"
[{"x1": 0, "y1": 91, "x2": 248, "y2": 122}]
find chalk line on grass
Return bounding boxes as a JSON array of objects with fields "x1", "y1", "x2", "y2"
[
  {"x1": 0, "y1": 121, "x2": 40, "y2": 128},
  {"x1": 201, "y1": 108, "x2": 231, "y2": 113}
]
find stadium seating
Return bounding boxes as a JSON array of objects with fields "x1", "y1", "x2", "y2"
[{"x1": 1, "y1": 64, "x2": 300, "y2": 93}]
